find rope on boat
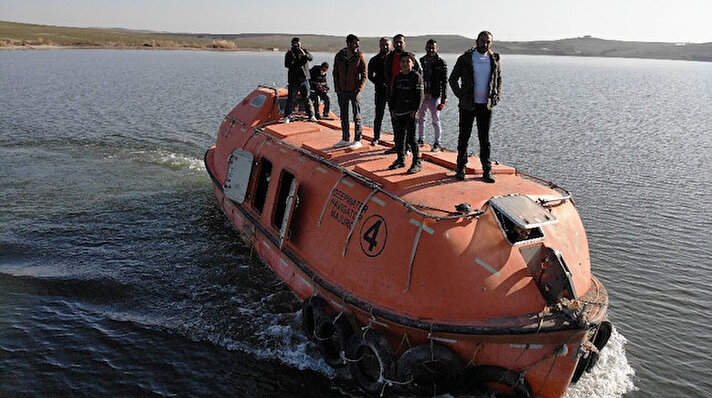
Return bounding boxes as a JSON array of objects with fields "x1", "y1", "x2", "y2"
[
  {"x1": 318, "y1": 174, "x2": 348, "y2": 227},
  {"x1": 343, "y1": 188, "x2": 378, "y2": 257},
  {"x1": 467, "y1": 343, "x2": 484, "y2": 367}
]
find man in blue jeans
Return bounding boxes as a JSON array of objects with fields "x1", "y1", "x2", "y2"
[
  {"x1": 448, "y1": 31, "x2": 501, "y2": 183},
  {"x1": 417, "y1": 39, "x2": 448, "y2": 152},
  {"x1": 283, "y1": 37, "x2": 316, "y2": 123}
]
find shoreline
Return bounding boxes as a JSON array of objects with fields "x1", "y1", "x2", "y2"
[{"x1": 2, "y1": 44, "x2": 710, "y2": 63}]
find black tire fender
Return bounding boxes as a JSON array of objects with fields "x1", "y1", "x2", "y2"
[
  {"x1": 464, "y1": 365, "x2": 533, "y2": 398},
  {"x1": 301, "y1": 295, "x2": 327, "y2": 341},
  {"x1": 396, "y1": 343, "x2": 463, "y2": 394},
  {"x1": 345, "y1": 329, "x2": 396, "y2": 393},
  {"x1": 572, "y1": 320, "x2": 613, "y2": 383},
  {"x1": 315, "y1": 312, "x2": 353, "y2": 368}
]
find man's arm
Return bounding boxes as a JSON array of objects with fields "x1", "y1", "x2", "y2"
[
  {"x1": 357, "y1": 54, "x2": 368, "y2": 92},
  {"x1": 448, "y1": 56, "x2": 463, "y2": 99}
]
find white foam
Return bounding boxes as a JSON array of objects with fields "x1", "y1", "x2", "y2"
[
  {"x1": 154, "y1": 151, "x2": 205, "y2": 171},
  {"x1": 564, "y1": 326, "x2": 637, "y2": 398}
]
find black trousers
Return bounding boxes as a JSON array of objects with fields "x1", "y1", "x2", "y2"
[
  {"x1": 393, "y1": 113, "x2": 420, "y2": 166},
  {"x1": 457, "y1": 104, "x2": 491, "y2": 173},
  {"x1": 373, "y1": 86, "x2": 388, "y2": 141}
]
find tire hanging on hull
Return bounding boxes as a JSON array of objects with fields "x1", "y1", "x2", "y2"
[
  {"x1": 396, "y1": 343, "x2": 463, "y2": 395},
  {"x1": 301, "y1": 296, "x2": 327, "y2": 341},
  {"x1": 345, "y1": 328, "x2": 396, "y2": 393},
  {"x1": 315, "y1": 313, "x2": 353, "y2": 368},
  {"x1": 463, "y1": 365, "x2": 533, "y2": 398},
  {"x1": 571, "y1": 320, "x2": 613, "y2": 382}
]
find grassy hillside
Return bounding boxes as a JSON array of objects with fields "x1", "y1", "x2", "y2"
[{"x1": 2, "y1": 21, "x2": 710, "y2": 62}]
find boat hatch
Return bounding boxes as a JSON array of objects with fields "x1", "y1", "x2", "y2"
[
  {"x1": 489, "y1": 195, "x2": 558, "y2": 245},
  {"x1": 520, "y1": 244, "x2": 578, "y2": 305},
  {"x1": 224, "y1": 149, "x2": 254, "y2": 203}
]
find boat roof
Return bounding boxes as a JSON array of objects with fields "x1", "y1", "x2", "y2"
[{"x1": 256, "y1": 117, "x2": 569, "y2": 218}]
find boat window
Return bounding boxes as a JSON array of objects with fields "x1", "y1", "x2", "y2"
[
  {"x1": 489, "y1": 195, "x2": 557, "y2": 245},
  {"x1": 253, "y1": 158, "x2": 273, "y2": 214},
  {"x1": 273, "y1": 171, "x2": 296, "y2": 230},
  {"x1": 250, "y1": 94, "x2": 267, "y2": 108}
]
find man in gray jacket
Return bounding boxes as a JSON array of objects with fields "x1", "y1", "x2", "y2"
[{"x1": 448, "y1": 31, "x2": 501, "y2": 182}]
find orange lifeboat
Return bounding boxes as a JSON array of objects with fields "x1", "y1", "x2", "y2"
[{"x1": 204, "y1": 86, "x2": 611, "y2": 397}]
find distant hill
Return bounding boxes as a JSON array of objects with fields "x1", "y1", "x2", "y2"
[{"x1": 2, "y1": 21, "x2": 710, "y2": 62}]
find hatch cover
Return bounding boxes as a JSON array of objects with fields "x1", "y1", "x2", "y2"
[
  {"x1": 224, "y1": 148, "x2": 254, "y2": 203},
  {"x1": 489, "y1": 195, "x2": 558, "y2": 229}
]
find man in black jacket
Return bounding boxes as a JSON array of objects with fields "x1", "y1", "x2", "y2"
[
  {"x1": 367, "y1": 37, "x2": 391, "y2": 145},
  {"x1": 448, "y1": 31, "x2": 501, "y2": 183},
  {"x1": 417, "y1": 39, "x2": 448, "y2": 151},
  {"x1": 389, "y1": 52, "x2": 424, "y2": 174},
  {"x1": 383, "y1": 34, "x2": 420, "y2": 153},
  {"x1": 309, "y1": 62, "x2": 330, "y2": 119},
  {"x1": 283, "y1": 37, "x2": 316, "y2": 123}
]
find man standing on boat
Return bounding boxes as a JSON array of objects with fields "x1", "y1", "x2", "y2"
[
  {"x1": 417, "y1": 39, "x2": 448, "y2": 152},
  {"x1": 449, "y1": 31, "x2": 501, "y2": 183},
  {"x1": 309, "y1": 62, "x2": 331, "y2": 119},
  {"x1": 367, "y1": 37, "x2": 391, "y2": 146},
  {"x1": 384, "y1": 34, "x2": 420, "y2": 153},
  {"x1": 333, "y1": 34, "x2": 368, "y2": 150},
  {"x1": 283, "y1": 37, "x2": 317, "y2": 123}
]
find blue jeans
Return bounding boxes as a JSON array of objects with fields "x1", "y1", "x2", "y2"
[
  {"x1": 337, "y1": 90, "x2": 362, "y2": 141},
  {"x1": 285, "y1": 81, "x2": 314, "y2": 118},
  {"x1": 417, "y1": 97, "x2": 442, "y2": 144}
]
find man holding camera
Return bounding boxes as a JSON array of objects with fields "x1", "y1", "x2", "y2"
[{"x1": 284, "y1": 37, "x2": 317, "y2": 123}]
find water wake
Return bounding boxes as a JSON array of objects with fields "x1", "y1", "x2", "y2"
[{"x1": 564, "y1": 326, "x2": 637, "y2": 398}]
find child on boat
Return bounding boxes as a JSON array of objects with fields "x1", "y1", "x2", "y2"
[{"x1": 389, "y1": 52, "x2": 424, "y2": 174}]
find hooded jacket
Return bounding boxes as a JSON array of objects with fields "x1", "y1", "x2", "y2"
[
  {"x1": 448, "y1": 47, "x2": 501, "y2": 110},
  {"x1": 333, "y1": 48, "x2": 367, "y2": 93},
  {"x1": 285, "y1": 48, "x2": 314, "y2": 85}
]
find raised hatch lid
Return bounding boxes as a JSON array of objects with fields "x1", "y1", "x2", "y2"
[{"x1": 489, "y1": 195, "x2": 558, "y2": 229}]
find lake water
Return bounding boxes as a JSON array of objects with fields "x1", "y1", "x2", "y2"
[{"x1": 1, "y1": 49, "x2": 710, "y2": 397}]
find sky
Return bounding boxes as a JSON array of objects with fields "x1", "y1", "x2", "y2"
[{"x1": 1, "y1": 0, "x2": 711, "y2": 43}]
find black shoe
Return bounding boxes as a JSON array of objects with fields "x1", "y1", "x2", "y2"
[
  {"x1": 482, "y1": 172, "x2": 495, "y2": 183},
  {"x1": 407, "y1": 163, "x2": 422, "y2": 174},
  {"x1": 431, "y1": 142, "x2": 442, "y2": 152},
  {"x1": 455, "y1": 170, "x2": 465, "y2": 181},
  {"x1": 417, "y1": 139, "x2": 424, "y2": 146},
  {"x1": 371, "y1": 140, "x2": 379, "y2": 146},
  {"x1": 388, "y1": 160, "x2": 405, "y2": 170},
  {"x1": 384, "y1": 147, "x2": 397, "y2": 154}
]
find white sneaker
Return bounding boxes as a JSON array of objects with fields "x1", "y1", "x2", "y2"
[
  {"x1": 282, "y1": 117, "x2": 291, "y2": 124},
  {"x1": 334, "y1": 140, "x2": 351, "y2": 148},
  {"x1": 349, "y1": 141, "x2": 363, "y2": 150},
  {"x1": 309, "y1": 116, "x2": 318, "y2": 122}
]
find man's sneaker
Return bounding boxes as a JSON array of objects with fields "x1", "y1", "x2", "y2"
[
  {"x1": 432, "y1": 142, "x2": 442, "y2": 152},
  {"x1": 322, "y1": 114, "x2": 329, "y2": 118},
  {"x1": 334, "y1": 140, "x2": 351, "y2": 148},
  {"x1": 282, "y1": 117, "x2": 291, "y2": 124},
  {"x1": 309, "y1": 116, "x2": 318, "y2": 122},
  {"x1": 388, "y1": 160, "x2": 405, "y2": 170},
  {"x1": 417, "y1": 139, "x2": 424, "y2": 146},
  {"x1": 455, "y1": 170, "x2": 465, "y2": 181},
  {"x1": 384, "y1": 147, "x2": 397, "y2": 154},
  {"x1": 482, "y1": 172, "x2": 495, "y2": 183},
  {"x1": 370, "y1": 139, "x2": 379, "y2": 146},
  {"x1": 349, "y1": 141, "x2": 363, "y2": 150},
  {"x1": 407, "y1": 163, "x2": 422, "y2": 174}
]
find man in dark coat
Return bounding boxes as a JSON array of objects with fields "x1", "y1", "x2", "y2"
[
  {"x1": 448, "y1": 31, "x2": 501, "y2": 182},
  {"x1": 283, "y1": 37, "x2": 316, "y2": 123}
]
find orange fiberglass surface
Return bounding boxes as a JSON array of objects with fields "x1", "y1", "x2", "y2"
[{"x1": 204, "y1": 86, "x2": 612, "y2": 397}]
